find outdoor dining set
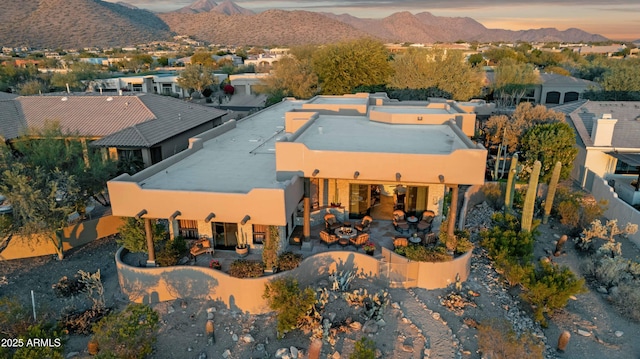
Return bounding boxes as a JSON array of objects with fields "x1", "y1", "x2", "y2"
[
  {"x1": 392, "y1": 209, "x2": 437, "y2": 248},
  {"x1": 319, "y1": 213, "x2": 372, "y2": 250}
]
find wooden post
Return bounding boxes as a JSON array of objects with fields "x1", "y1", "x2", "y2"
[
  {"x1": 447, "y1": 185, "x2": 459, "y2": 238},
  {"x1": 303, "y1": 178, "x2": 311, "y2": 241},
  {"x1": 144, "y1": 218, "x2": 156, "y2": 266}
]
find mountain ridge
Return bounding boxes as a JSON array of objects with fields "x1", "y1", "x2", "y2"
[{"x1": 0, "y1": 0, "x2": 609, "y2": 48}]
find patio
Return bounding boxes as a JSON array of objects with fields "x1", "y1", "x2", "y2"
[{"x1": 189, "y1": 219, "x2": 423, "y2": 272}]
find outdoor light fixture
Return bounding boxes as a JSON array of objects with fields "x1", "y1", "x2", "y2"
[
  {"x1": 240, "y1": 215, "x2": 251, "y2": 225},
  {"x1": 417, "y1": 116, "x2": 423, "y2": 121},
  {"x1": 204, "y1": 213, "x2": 216, "y2": 223},
  {"x1": 396, "y1": 172, "x2": 401, "y2": 181},
  {"x1": 312, "y1": 169, "x2": 320, "y2": 176},
  {"x1": 439, "y1": 174, "x2": 445, "y2": 183},
  {"x1": 135, "y1": 209, "x2": 147, "y2": 219},
  {"x1": 169, "y1": 211, "x2": 181, "y2": 221},
  {"x1": 354, "y1": 171, "x2": 360, "y2": 179}
]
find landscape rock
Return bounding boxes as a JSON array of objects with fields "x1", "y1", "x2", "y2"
[
  {"x1": 242, "y1": 334, "x2": 255, "y2": 343},
  {"x1": 615, "y1": 331, "x2": 624, "y2": 337},
  {"x1": 232, "y1": 333, "x2": 238, "y2": 342},
  {"x1": 290, "y1": 346, "x2": 299, "y2": 358},
  {"x1": 275, "y1": 347, "x2": 290, "y2": 358},
  {"x1": 362, "y1": 319, "x2": 379, "y2": 334},
  {"x1": 577, "y1": 329, "x2": 591, "y2": 337},
  {"x1": 222, "y1": 349, "x2": 231, "y2": 358}
]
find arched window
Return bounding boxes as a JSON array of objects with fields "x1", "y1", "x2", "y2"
[
  {"x1": 564, "y1": 92, "x2": 579, "y2": 103},
  {"x1": 545, "y1": 91, "x2": 561, "y2": 104}
]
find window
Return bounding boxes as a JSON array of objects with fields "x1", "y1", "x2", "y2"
[
  {"x1": 212, "y1": 222, "x2": 238, "y2": 249},
  {"x1": 614, "y1": 160, "x2": 640, "y2": 175},
  {"x1": 131, "y1": 84, "x2": 143, "y2": 92},
  {"x1": 545, "y1": 91, "x2": 561, "y2": 104},
  {"x1": 253, "y1": 224, "x2": 267, "y2": 244},
  {"x1": 178, "y1": 220, "x2": 199, "y2": 239},
  {"x1": 564, "y1": 92, "x2": 579, "y2": 103}
]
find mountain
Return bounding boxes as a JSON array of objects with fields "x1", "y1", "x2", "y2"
[
  {"x1": 159, "y1": 9, "x2": 372, "y2": 46},
  {"x1": 176, "y1": 0, "x2": 218, "y2": 14},
  {"x1": 212, "y1": 0, "x2": 254, "y2": 16},
  {"x1": 0, "y1": 0, "x2": 171, "y2": 48}
]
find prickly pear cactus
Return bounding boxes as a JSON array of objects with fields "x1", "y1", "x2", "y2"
[
  {"x1": 542, "y1": 161, "x2": 562, "y2": 224},
  {"x1": 521, "y1": 160, "x2": 541, "y2": 232}
]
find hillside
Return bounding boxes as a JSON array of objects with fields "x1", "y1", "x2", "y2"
[
  {"x1": 159, "y1": 9, "x2": 373, "y2": 46},
  {"x1": 0, "y1": 0, "x2": 172, "y2": 48}
]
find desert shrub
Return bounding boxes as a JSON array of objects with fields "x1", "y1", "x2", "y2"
[
  {"x1": 350, "y1": 337, "x2": 376, "y2": 359},
  {"x1": 0, "y1": 296, "x2": 32, "y2": 338},
  {"x1": 91, "y1": 303, "x2": 159, "y2": 359},
  {"x1": 277, "y1": 251, "x2": 303, "y2": 272},
  {"x1": 586, "y1": 256, "x2": 632, "y2": 287},
  {"x1": 521, "y1": 262, "x2": 586, "y2": 327},
  {"x1": 480, "y1": 213, "x2": 535, "y2": 263},
  {"x1": 478, "y1": 318, "x2": 544, "y2": 359},
  {"x1": 481, "y1": 182, "x2": 504, "y2": 210},
  {"x1": 52, "y1": 274, "x2": 85, "y2": 297},
  {"x1": 613, "y1": 280, "x2": 640, "y2": 322},
  {"x1": 263, "y1": 277, "x2": 316, "y2": 338},
  {"x1": 553, "y1": 187, "x2": 606, "y2": 233},
  {"x1": 13, "y1": 322, "x2": 65, "y2": 359},
  {"x1": 493, "y1": 253, "x2": 534, "y2": 287},
  {"x1": 229, "y1": 259, "x2": 264, "y2": 278},
  {"x1": 454, "y1": 230, "x2": 474, "y2": 255},
  {"x1": 155, "y1": 237, "x2": 187, "y2": 267},
  {"x1": 403, "y1": 244, "x2": 453, "y2": 262}
]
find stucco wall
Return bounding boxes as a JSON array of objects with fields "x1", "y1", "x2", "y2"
[
  {"x1": 116, "y1": 248, "x2": 381, "y2": 314},
  {"x1": 0, "y1": 215, "x2": 123, "y2": 261}
]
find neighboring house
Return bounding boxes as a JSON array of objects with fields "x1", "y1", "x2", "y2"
[
  {"x1": 574, "y1": 44, "x2": 626, "y2": 56},
  {"x1": 107, "y1": 93, "x2": 488, "y2": 265},
  {"x1": 0, "y1": 93, "x2": 227, "y2": 168},
  {"x1": 0, "y1": 91, "x2": 18, "y2": 100},
  {"x1": 485, "y1": 72, "x2": 599, "y2": 105},
  {"x1": 229, "y1": 73, "x2": 269, "y2": 96},
  {"x1": 90, "y1": 73, "x2": 228, "y2": 98},
  {"x1": 554, "y1": 100, "x2": 640, "y2": 206},
  {"x1": 243, "y1": 53, "x2": 284, "y2": 67}
]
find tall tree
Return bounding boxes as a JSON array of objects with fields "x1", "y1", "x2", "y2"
[
  {"x1": 492, "y1": 58, "x2": 540, "y2": 107},
  {"x1": 255, "y1": 56, "x2": 318, "y2": 100},
  {"x1": 312, "y1": 38, "x2": 393, "y2": 95},
  {"x1": 388, "y1": 48, "x2": 483, "y2": 101},
  {"x1": 520, "y1": 122, "x2": 577, "y2": 182},
  {"x1": 176, "y1": 64, "x2": 217, "y2": 96}
]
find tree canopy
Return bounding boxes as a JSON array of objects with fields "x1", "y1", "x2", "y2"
[
  {"x1": 312, "y1": 38, "x2": 393, "y2": 95},
  {"x1": 176, "y1": 64, "x2": 218, "y2": 96},
  {"x1": 388, "y1": 48, "x2": 483, "y2": 101},
  {"x1": 255, "y1": 55, "x2": 318, "y2": 100},
  {"x1": 520, "y1": 122, "x2": 578, "y2": 182}
]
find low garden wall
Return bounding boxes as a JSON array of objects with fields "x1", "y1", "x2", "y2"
[
  {"x1": 116, "y1": 246, "x2": 472, "y2": 314},
  {"x1": 0, "y1": 215, "x2": 123, "y2": 261},
  {"x1": 380, "y1": 247, "x2": 472, "y2": 289},
  {"x1": 116, "y1": 248, "x2": 381, "y2": 314}
]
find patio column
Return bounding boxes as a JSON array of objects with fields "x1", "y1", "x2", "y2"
[
  {"x1": 144, "y1": 218, "x2": 156, "y2": 267},
  {"x1": 303, "y1": 178, "x2": 311, "y2": 241},
  {"x1": 447, "y1": 185, "x2": 459, "y2": 238}
]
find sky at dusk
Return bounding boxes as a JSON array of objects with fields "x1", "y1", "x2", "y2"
[{"x1": 109, "y1": 0, "x2": 640, "y2": 40}]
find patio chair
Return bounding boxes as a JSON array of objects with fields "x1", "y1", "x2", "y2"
[
  {"x1": 423, "y1": 232, "x2": 438, "y2": 246},
  {"x1": 350, "y1": 232, "x2": 369, "y2": 250},
  {"x1": 324, "y1": 213, "x2": 342, "y2": 231},
  {"x1": 190, "y1": 237, "x2": 214, "y2": 259},
  {"x1": 417, "y1": 210, "x2": 435, "y2": 233},
  {"x1": 354, "y1": 215, "x2": 373, "y2": 233},
  {"x1": 392, "y1": 210, "x2": 409, "y2": 233},
  {"x1": 319, "y1": 230, "x2": 339, "y2": 247},
  {"x1": 393, "y1": 237, "x2": 408, "y2": 249}
]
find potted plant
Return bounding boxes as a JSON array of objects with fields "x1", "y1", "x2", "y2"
[
  {"x1": 235, "y1": 232, "x2": 249, "y2": 257},
  {"x1": 331, "y1": 180, "x2": 341, "y2": 207},
  {"x1": 362, "y1": 241, "x2": 376, "y2": 256},
  {"x1": 209, "y1": 259, "x2": 222, "y2": 270}
]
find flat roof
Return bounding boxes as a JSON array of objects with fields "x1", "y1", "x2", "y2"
[
  {"x1": 140, "y1": 100, "x2": 303, "y2": 193},
  {"x1": 295, "y1": 116, "x2": 469, "y2": 154},
  {"x1": 371, "y1": 106, "x2": 453, "y2": 115},
  {"x1": 306, "y1": 96, "x2": 368, "y2": 105}
]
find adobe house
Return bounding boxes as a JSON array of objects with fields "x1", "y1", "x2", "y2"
[{"x1": 107, "y1": 93, "x2": 488, "y2": 266}]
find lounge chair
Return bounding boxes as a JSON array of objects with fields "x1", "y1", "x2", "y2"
[
  {"x1": 350, "y1": 233, "x2": 369, "y2": 250},
  {"x1": 392, "y1": 210, "x2": 409, "y2": 233},
  {"x1": 354, "y1": 215, "x2": 373, "y2": 233},
  {"x1": 393, "y1": 237, "x2": 408, "y2": 249},
  {"x1": 417, "y1": 210, "x2": 435, "y2": 233},
  {"x1": 324, "y1": 213, "x2": 342, "y2": 231},
  {"x1": 319, "y1": 230, "x2": 339, "y2": 247},
  {"x1": 190, "y1": 237, "x2": 214, "y2": 259}
]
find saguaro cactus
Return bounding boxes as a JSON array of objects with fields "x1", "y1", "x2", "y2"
[
  {"x1": 504, "y1": 153, "x2": 519, "y2": 211},
  {"x1": 542, "y1": 161, "x2": 562, "y2": 224},
  {"x1": 521, "y1": 160, "x2": 541, "y2": 232}
]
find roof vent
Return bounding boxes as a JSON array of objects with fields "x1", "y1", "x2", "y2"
[
  {"x1": 61, "y1": 97, "x2": 68, "y2": 101},
  {"x1": 106, "y1": 97, "x2": 113, "y2": 101}
]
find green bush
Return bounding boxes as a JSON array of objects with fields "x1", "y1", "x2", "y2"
[
  {"x1": 277, "y1": 251, "x2": 303, "y2": 272},
  {"x1": 116, "y1": 217, "x2": 166, "y2": 253},
  {"x1": 480, "y1": 213, "x2": 535, "y2": 263},
  {"x1": 553, "y1": 187, "x2": 606, "y2": 233},
  {"x1": 263, "y1": 277, "x2": 316, "y2": 338},
  {"x1": 155, "y1": 236, "x2": 188, "y2": 267},
  {"x1": 350, "y1": 337, "x2": 376, "y2": 359},
  {"x1": 613, "y1": 280, "x2": 640, "y2": 322},
  {"x1": 481, "y1": 182, "x2": 504, "y2": 210},
  {"x1": 403, "y1": 244, "x2": 452, "y2": 262},
  {"x1": 91, "y1": 303, "x2": 159, "y2": 359},
  {"x1": 14, "y1": 322, "x2": 65, "y2": 359},
  {"x1": 229, "y1": 259, "x2": 264, "y2": 278},
  {"x1": 521, "y1": 262, "x2": 586, "y2": 327},
  {"x1": 0, "y1": 296, "x2": 32, "y2": 338},
  {"x1": 478, "y1": 318, "x2": 544, "y2": 359}
]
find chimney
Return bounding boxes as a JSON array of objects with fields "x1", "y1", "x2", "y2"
[{"x1": 591, "y1": 114, "x2": 617, "y2": 146}]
